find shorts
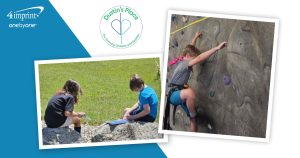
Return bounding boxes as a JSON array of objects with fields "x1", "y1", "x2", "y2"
[
  {"x1": 170, "y1": 90, "x2": 184, "y2": 106},
  {"x1": 130, "y1": 109, "x2": 155, "y2": 122},
  {"x1": 169, "y1": 90, "x2": 196, "y2": 118},
  {"x1": 60, "y1": 117, "x2": 73, "y2": 127}
]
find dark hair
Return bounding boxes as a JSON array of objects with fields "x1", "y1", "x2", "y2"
[
  {"x1": 182, "y1": 44, "x2": 201, "y2": 57},
  {"x1": 56, "y1": 79, "x2": 83, "y2": 104},
  {"x1": 129, "y1": 74, "x2": 144, "y2": 91}
]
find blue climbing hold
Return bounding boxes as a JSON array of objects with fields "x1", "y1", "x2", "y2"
[{"x1": 223, "y1": 75, "x2": 231, "y2": 85}]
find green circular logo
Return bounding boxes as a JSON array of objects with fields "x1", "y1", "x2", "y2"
[{"x1": 100, "y1": 5, "x2": 143, "y2": 49}]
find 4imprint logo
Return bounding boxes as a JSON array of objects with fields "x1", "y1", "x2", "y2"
[
  {"x1": 100, "y1": 5, "x2": 143, "y2": 49},
  {"x1": 7, "y1": 6, "x2": 44, "y2": 29}
]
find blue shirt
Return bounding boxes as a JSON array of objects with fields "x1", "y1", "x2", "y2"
[{"x1": 138, "y1": 86, "x2": 158, "y2": 119}]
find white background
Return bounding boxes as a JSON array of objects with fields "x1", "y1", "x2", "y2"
[{"x1": 50, "y1": 0, "x2": 300, "y2": 157}]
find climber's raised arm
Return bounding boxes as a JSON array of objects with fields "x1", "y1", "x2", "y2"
[
  {"x1": 191, "y1": 31, "x2": 202, "y2": 46},
  {"x1": 188, "y1": 41, "x2": 227, "y2": 66}
]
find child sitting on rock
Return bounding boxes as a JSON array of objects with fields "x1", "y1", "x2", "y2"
[
  {"x1": 123, "y1": 74, "x2": 159, "y2": 122},
  {"x1": 44, "y1": 79, "x2": 85, "y2": 134}
]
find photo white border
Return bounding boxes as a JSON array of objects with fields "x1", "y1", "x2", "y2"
[
  {"x1": 35, "y1": 53, "x2": 167, "y2": 150},
  {"x1": 158, "y1": 10, "x2": 279, "y2": 142}
]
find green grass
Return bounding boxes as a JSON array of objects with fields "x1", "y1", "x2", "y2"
[{"x1": 39, "y1": 58, "x2": 161, "y2": 125}]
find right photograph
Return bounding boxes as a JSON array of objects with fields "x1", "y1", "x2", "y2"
[{"x1": 160, "y1": 11, "x2": 279, "y2": 141}]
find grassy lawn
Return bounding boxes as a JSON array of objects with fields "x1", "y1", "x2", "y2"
[{"x1": 38, "y1": 58, "x2": 160, "y2": 125}]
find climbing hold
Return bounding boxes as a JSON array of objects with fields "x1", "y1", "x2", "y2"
[
  {"x1": 207, "y1": 123, "x2": 213, "y2": 130},
  {"x1": 223, "y1": 75, "x2": 231, "y2": 85},
  {"x1": 209, "y1": 90, "x2": 215, "y2": 97},
  {"x1": 171, "y1": 15, "x2": 176, "y2": 22},
  {"x1": 241, "y1": 24, "x2": 251, "y2": 32},
  {"x1": 182, "y1": 16, "x2": 188, "y2": 23},
  {"x1": 172, "y1": 38, "x2": 179, "y2": 47},
  {"x1": 181, "y1": 30, "x2": 184, "y2": 35}
]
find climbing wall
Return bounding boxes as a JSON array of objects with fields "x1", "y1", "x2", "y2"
[{"x1": 166, "y1": 15, "x2": 275, "y2": 137}]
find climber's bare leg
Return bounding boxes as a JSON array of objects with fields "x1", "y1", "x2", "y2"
[{"x1": 180, "y1": 88, "x2": 197, "y2": 132}]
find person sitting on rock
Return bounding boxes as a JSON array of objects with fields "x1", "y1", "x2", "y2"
[
  {"x1": 123, "y1": 74, "x2": 159, "y2": 122},
  {"x1": 44, "y1": 79, "x2": 85, "y2": 134},
  {"x1": 167, "y1": 31, "x2": 227, "y2": 132}
]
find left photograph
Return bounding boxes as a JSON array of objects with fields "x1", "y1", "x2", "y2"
[{"x1": 34, "y1": 54, "x2": 166, "y2": 149}]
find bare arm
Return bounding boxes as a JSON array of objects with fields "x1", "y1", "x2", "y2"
[
  {"x1": 130, "y1": 104, "x2": 150, "y2": 120},
  {"x1": 127, "y1": 102, "x2": 139, "y2": 113},
  {"x1": 123, "y1": 102, "x2": 139, "y2": 119},
  {"x1": 191, "y1": 32, "x2": 202, "y2": 46},
  {"x1": 64, "y1": 111, "x2": 85, "y2": 118},
  {"x1": 188, "y1": 42, "x2": 227, "y2": 66}
]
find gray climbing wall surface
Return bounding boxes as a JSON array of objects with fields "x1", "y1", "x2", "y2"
[{"x1": 166, "y1": 15, "x2": 275, "y2": 138}]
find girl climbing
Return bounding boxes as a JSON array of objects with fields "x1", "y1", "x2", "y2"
[
  {"x1": 44, "y1": 79, "x2": 85, "y2": 134},
  {"x1": 167, "y1": 31, "x2": 227, "y2": 132}
]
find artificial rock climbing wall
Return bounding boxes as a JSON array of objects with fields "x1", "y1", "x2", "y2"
[{"x1": 166, "y1": 15, "x2": 275, "y2": 138}]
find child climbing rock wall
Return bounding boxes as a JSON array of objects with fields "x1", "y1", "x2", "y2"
[{"x1": 165, "y1": 15, "x2": 275, "y2": 138}]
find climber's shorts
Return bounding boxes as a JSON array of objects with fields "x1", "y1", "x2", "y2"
[
  {"x1": 170, "y1": 90, "x2": 183, "y2": 106},
  {"x1": 169, "y1": 90, "x2": 196, "y2": 118},
  {"x1": 60, "y1": 116, "x2": 73, "y2": 127}
]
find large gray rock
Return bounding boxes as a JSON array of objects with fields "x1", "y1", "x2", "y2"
[
  {"x1": 42, "y1": 127, "x2": 84, "y2": 145},
  {"x1": 42, "y1": 122, "x2": 162, "y2": 145},
  {"x1": 92, "y1": 122, "x2": 163, "y2": 142},
  {"x1": 166, "y1": 16, "x2": 275, "y2": 138}
]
